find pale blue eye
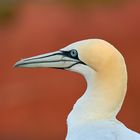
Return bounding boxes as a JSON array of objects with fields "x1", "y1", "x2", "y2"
[{"x1": 70, "y1": 50, "x2": 78, "y2": 58}]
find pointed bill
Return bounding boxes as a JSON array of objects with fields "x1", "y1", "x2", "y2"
[{"x1": 15, "y1": 51, "x2": 80, "y2": 69}]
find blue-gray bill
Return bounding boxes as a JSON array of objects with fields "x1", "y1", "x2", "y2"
[{"x1": 14, "y1": 51, "x2": 83, "y2": 69}]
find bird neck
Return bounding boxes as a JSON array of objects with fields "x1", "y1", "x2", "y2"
[{"x1": 67, "y1": 54, "x2": 127, "y2": 129}]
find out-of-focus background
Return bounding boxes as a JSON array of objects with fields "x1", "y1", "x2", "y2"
[{"x1": 0, "y1": 0, "x2": 140, "y2": 139}]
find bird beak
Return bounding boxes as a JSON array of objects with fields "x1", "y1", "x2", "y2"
[{"x1": 15, "y1": 51, "x2": 80, "y2": 69}]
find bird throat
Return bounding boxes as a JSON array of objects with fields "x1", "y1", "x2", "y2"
[{"x1": 67, "y1": 55, "x2": 127, "y2": 129}]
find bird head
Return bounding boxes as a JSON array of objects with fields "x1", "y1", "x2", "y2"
[{"x1": 15, "y1": 39, "x2": 122, "y2": 75}]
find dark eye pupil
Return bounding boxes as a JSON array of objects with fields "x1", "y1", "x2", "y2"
[{"x1": 70, "y1": 50, "x2": 78, "y2": 57}]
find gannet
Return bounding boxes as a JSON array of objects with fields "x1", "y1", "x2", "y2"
[{"x1": 15, "y1": 39, "x2": 140, "y2": 140}]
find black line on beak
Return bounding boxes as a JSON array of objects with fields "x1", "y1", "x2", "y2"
[
  {"x1": 23, "y1": 52, "x2": 63, "y2": 62},
  {"x1": 15, "y1": 59, "x2": 76, "y2": 67}
]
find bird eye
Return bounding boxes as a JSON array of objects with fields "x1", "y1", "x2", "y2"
[{"x1": 70, "y1": 49, "x2": 78, "y2": 58}]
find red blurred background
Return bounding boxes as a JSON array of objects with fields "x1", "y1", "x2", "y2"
[{"x1": 0, "y1": 0, "x2": 140, "y2": 139}]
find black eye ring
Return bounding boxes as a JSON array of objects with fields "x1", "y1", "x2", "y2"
[{"x1": 70, "y1": 49, "x2": 78, "y2": 58}]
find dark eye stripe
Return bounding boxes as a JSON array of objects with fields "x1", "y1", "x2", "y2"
[{"x1": 61, "y1": 49, "x2": 79, "y2": 60}]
